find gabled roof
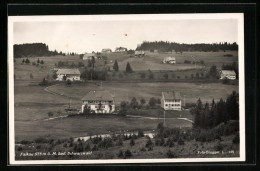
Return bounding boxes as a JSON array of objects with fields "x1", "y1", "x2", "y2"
[
  {"x1": 164, "y1": 57, "x2": 176, "y2": 61},
  {"x1": 56, "y1": 68, "x2": 80, "y2": 75},
  {"x1": 82, "y1": 90, "x2": 114, "y2": 101},
  {"x1": 221, "y1": 70, "x2": 236, "y2": 75},
  {"x1": 162, "y1": 91, "x2": 181, "y2": 100},
  {"x1": 83, "y1": 53, "x2": 96, "y2": 59}
]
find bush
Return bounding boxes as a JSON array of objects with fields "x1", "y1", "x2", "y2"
[
  {"x1": 34, "y1": 137, "x2": 49, "y2": 143},
  {"x1": 177, "y1": 139, "x2": 185, "y2": 145},
  {"x1": 124, "y1": 149, "x2": 132, "y2": 158},
  {"x1": 140, "y1": 147, "x2": 146, "y2": 152},
  {"x1": 117, "y1": 150, "x2": 124, "y2": 158},
  {"x1": 66, "y1": 79, "x2": 72, "y2": 86},
  {"x1": 145, "y1": 138, "x2": 153, "y2": 148},
  {"x1": 137, "y1": 130, "x2": 144, "y2": 137},
  {"x1": 232, "y1": 133, "x2": 239, "y2": 144},
  {"x1": 17, "y1": 146, "x2": 23, "y2": 151},
  {"x1": 48, "y1": 111, "x2": 54, "y2": 117},
  {"x1": 166, "y1": 150, "x2": 176, "y2": 158},
  {"x1": 130, "y1": 138, "x2": 135, "y2": 146}
]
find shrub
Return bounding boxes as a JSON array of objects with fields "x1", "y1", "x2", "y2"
[
  {"x1": 17, "y1": 146, "x2": 23, "y2": 151},
  {"x1": 36, "y1": 145, "x2": 41, "y2": 149},
  {"x1": 66, "y1": 79, "x2": 72, "y2": 86},
  {"x1": 232, "y1": 133, "x2": 239, "y2": 144},
  {"x1": 116, "y1": 138, "x2": 123, "y2": 146},
  {"x1": 34, "y1": 137, "x2": 49, "y2": 143},
  {"x1": 140, "y1": 147, "x2": 146, "y2": 152},
  {"x1": 48, "y1": 111, "x2": 54, "y2": 117},
  {"x1": 178, "y1": 139, "x2": 185, "y2": 145},
  {"x1": 166, "y1": 150, "x2": 176, "y2": 158},
  {"x1": 137, "y1": 130, "x2": 144, "y2": 137},
  {"x1": 117, "y1": 150, "x2": 124, "y2": 158},
  {"x1": 130, "y1": 138, "x2": 135, "y2": 146},
  {"x1": 145, "y1": 138, "x2": 153, "y2": 148},
  {"x1": 124, "y1": 149, "x2": 132, "y2": 158}
]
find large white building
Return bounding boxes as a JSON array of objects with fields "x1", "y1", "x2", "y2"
[
  {"x1": 81, "y1": 90, "x2": 115, "y2": 114},
  {"x1": 161, "y1": 91, "x2": 181, "y2": 110},
  {"x1": 219, "y1": 70, "x2": 236, "y2": 80},
  {"x1": 56, "y1": 68, "x2": 81, "y2": 81}
]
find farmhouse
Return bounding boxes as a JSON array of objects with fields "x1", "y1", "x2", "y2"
[
  {"x1": 134, "y1": 51, "x2": 145, "y2": 57},
  {"x1": 81, "y1": 90, "x2": 115, "y2": 114},
  {"x1": 115, "y1": 47, "x2": 127, "y2": 52},
  {"x1": 83, "y1": 53, "x2": 97, "y2": 60},
  {"x1": 56, "y1": 68, "x2": 81, "y2": 81},
  {"x1": 161, "y1": 91, "x2": 181, "y2": 111},
  {"x1": 219, "y1": 70, "x2": 236, "y2": 80},
  {"x1": 162, "y1": 57, "x2": 176, "y2": 64},
  {"x1": 102, "y1": 48, "x2": 112, "y2": 53}
]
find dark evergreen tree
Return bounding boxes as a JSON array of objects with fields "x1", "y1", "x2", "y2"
[
  {"x1": 125, "y1": 62, "x2": 133, "y2": 73},
  {"x1": 193, "y1": 98, "x2": 203, "y2": 128},
  {"x1": 130, "y1": 97, "x2": 139, "y2": 109},
  {"x1": 113, "y1": 60, "x2": 119, "y2": 71},
  {"x1": 226, "y1": 91, "x2": 239, "y2": 120}
]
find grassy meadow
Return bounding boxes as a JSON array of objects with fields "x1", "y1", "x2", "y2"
[{"x1": 13, "y1": 51, "x2": 239, "y2": 159}]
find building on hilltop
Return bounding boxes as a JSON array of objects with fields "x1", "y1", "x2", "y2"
[
  {"x1": 162, "y1": 57, "x2": 176, "y2": 64},
  {"x1": 161, "y1": 91, "x2": 181, "y2": 110},
  {"x1": 56, "y1": 68, "x2": 81, "y2": 81},
  {"x1": 102, "y1": 48, "x2": 112, "y2": 53},
  {"x1": 83, "y1": 53, "x2": 97, "y2": 60},
  {"x1": 115, "y1": 47, "x2": 127, "y2": 52},
  {"x1": 81, "y1": 90, "x2": 115, "y2": 114},
  {"x1": 219, "y1": 70, "x2": 236, "y2": 80},
  {"x1": 134, "y1": 51, "x2": 145, "y2": 57}
]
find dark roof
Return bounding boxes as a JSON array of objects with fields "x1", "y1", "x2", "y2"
[
  {"x1": 56, "y1": 69, "x2": 80, "y2": 75},
  {"x1": 162, "y1": 91, "x2": 181, "y2": 100},
  {"x1": 82, "y1": 90, "x2": 114, "y2": 101}
]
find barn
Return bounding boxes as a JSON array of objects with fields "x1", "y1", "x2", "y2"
[
  {"x1": 81, "y1": 90, "x2": 115, "y2": 114},
  {"x1": 161, "y1": 91, "x2": 181, "y2": 111},
  {"x1": 56, "y1": 68, "x2": 81, "y2": 81}
]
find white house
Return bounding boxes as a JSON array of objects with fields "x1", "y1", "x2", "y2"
[
  {"x1": 161, "y1": 91, "x2": 181, "y2": 111},
  {"x1": 162, "y1": 57, "x2": 176, "y2": 64},
  {"x1": 102, "y1": 48, "x2": 112, "y2": 53},
  {"x1": 56, "y1": 68, "x2": 81, "y2": 81},
  {"x1": 219, "y1": 70, "x2": 236, "y2": 80},
  {"x1": 115, "y1": 47, "x2": 127, "y2": 52},
  {"x1": 81, "y1": 90, "x2": 115, "y2": 114},
  {"x1": 83, "y1": 53, "x2": 97, "y2": 60},
  {"x1": 134, "y1": 51, "x2": 145, "y2": 57}
]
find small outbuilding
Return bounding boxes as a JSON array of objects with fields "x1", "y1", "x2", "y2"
[
  {"x1": 102, "y1": 48, "x2": 112, "y2": 53},
  {"x1": 83, "y1": 53, "x2": 97, "y2": 60},
  {"x1": 162, "y1": 57, "x2": 176, "y2": 64},
  {"x1": 219, "y1": 70, "x2": 236, "y2": 80},
  {"x1": 56, "y1": 68, "x2": 81, "y2": 81},
  {"x1": 115, "y1": 47, "x2": 127, "y2": 52},
  {"x1": 134, "y1": 51, "x2": 145, "y2": 57}
]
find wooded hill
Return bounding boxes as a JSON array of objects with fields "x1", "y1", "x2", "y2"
[
  {"x1": 136, "y1": 41, "x2": 238, "y2": 53},
  {"x1": 13, "y1": 43, "x2": 72, "y2": 58}
]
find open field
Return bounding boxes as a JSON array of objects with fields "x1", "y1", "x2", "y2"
[
  {"x1": 13, "y1": 51, "x2": 239, "y2": 146},
  {"x1": 48, "y1": 81, "x2": 238, "y2": 105},
  {"x1": 15, "y1": 115, "x2": 192, "y2": 142}
]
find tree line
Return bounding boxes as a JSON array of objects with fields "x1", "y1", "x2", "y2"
[
  {"x1": 136, "y1": 41, "x2": 238, "y2": 53},
  {"x1": 191, "y1": 91, "x2": 239, "y2": 129},
  {"x1": 14, "y1": 43, "x2": 76, "y2": 58}
]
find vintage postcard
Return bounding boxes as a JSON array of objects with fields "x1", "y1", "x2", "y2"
[{"x1": 8, "y1": 14, "x2": 245, "y2": 164}]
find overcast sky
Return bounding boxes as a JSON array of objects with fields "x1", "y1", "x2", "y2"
[{"x1": 13, "y1": 18, "x2": 238, "y2": 54}]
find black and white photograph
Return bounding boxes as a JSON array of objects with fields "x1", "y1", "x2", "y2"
[{"x1": 8, "y1": 13, "x2": 245, "y2": 164}]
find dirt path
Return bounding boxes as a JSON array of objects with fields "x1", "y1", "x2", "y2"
[{"x1": 126, "y1": 115, "x2": 194, "y2": 123}]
